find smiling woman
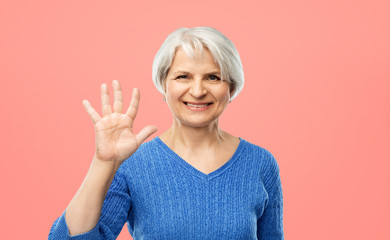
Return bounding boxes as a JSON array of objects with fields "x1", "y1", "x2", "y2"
[
  {"x1": 152, "y1": 27, "x2": 244, "y2": 102},
  {"x1": 163, "y1": 47, "x2": 231, "y2": 128},
  {"x1": 48, "y1": 27, "x2": 284, "y2": 240}
]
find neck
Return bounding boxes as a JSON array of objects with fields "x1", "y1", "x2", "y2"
[{"x1": 160, "y1": 119, "x2": 229, "y2": 151}]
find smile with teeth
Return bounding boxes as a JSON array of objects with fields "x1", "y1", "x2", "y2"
[{"x1": 184, "y1": 102, "x2": 212, "y2": 108}]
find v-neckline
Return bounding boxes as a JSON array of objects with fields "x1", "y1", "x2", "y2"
[{"x1": 155, "y1": 136, "x2": 245, "y2": 181}]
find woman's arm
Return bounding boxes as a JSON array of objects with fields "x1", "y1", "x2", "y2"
[
  {"x1": 64, "y1": 157, "x2": 119, "y2": 235},
  {"x1": 257, "y1": 154, "x2": 284, "y2": 240},
  {"x1": 48, "y1": 80, "x2": 157, "y2": 238},
  {"x1": 49, "y1": 162, "x2": 131, "y2": 239}
]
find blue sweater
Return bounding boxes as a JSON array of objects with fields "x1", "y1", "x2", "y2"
[{"x1": 49, "y1": 137, "x2": 284, "y2": 239}]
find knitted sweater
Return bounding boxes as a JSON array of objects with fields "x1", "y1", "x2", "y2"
[{"x1": 49, "y1": 136, "x2": 284, "y2": 239}]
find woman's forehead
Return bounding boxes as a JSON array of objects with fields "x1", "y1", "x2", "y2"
[{"x1": 169, "y1": 47, "x2": 220, "y2": 72}]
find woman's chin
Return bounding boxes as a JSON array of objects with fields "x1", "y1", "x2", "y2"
[{"x1": 179, "y1": 118, "x2": 219, "y2": 129}]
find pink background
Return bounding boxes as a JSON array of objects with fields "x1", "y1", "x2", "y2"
[{"x1": 1, "y1": 1, "x2": 389, "y2": 239}]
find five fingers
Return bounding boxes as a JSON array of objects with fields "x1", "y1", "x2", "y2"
[
  {"x1": 82, "y1": 81, "x2": 157, "y2": 158},
  {"x1": 83, "y1": 80, "x2": 143, "y2": 127}
]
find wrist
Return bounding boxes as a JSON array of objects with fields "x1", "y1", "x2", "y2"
[{"x1": 90, "y1": 156, "x2": 119, "y2": 180}]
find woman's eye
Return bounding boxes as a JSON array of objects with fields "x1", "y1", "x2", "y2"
[
  {"x1": 176, "y1": 75, "x2": 188, "y2": 79},
  {"x1": 208, "y1": 75, "x2": 221, "y2": 81}
]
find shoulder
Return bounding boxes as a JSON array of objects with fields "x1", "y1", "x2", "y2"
[
  {"x1": 240, "y1": 138, "x2": 278, "y2": 165},
  {"x1": 240, "y1": 138, "x2": 281, "y2": 186}
]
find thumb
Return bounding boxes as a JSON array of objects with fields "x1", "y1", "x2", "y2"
[{"x1": 136, "y1": 125, "x2": 158, "y2": 144}]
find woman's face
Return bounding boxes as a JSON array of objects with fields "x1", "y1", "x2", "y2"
[{"x1": 164, "y1": 47, "x2": 232, "y2": 128}]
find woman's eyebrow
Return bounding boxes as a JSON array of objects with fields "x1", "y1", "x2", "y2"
[
  {"x1": 172, "y1": 71, "x2": 221, "y2": 75},
  {"x1": 172, "y1": 71, "x2": 190, "y2": 75},
  {"x1": 205, "y1": 71, "x2": 221, "y2": 75}
]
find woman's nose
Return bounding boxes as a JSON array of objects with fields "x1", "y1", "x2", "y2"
[{"x1": 189, "y1": 79, "x2": 207, "y2": 98}]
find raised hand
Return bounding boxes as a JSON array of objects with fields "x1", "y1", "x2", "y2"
[{"x1": 82, "y1": 80, "x2": 157, "y2": 170}]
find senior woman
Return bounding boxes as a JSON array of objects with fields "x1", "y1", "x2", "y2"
[{"x1": 49, "y1": 27, "x2": 284, "y2": 239}]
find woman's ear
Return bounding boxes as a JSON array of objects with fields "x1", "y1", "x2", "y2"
[
  {"x1": 162, "y1": 80, "x2": 167, "y2": 102},
  {"x1": 229, "y1": 82, "x2": 235, "y2": 96},
  {"x1": 162, "y1": 77, "x2": 168, "y2": 93},
  {"x1": 228, "y1": 83, "x2": 235, "y2": 104}
]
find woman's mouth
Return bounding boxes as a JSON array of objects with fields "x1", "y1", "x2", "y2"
[
  {"x1": 185, "y1": 102, "x2": 211, "y2": 107},
  {"x1": 183, "y1": 102, "x2": 213, "y2": 111}
]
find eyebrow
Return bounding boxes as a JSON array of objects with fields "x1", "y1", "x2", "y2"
[{"x1": 172, "y1": 71, "x2": 221, "y2": 75}]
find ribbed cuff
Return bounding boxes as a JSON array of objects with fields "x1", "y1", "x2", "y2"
[{"x1": 50, "y1": 210, "x2": 100, "y2": 240}]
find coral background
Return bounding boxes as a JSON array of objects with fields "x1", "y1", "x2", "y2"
[{"x1": 1, "y1": 0, "x2": 389, "y2": 239}]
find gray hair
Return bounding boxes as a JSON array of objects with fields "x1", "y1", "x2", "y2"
[{"x1": 152, "y1": 27, "x2": 244, "y2": 101}]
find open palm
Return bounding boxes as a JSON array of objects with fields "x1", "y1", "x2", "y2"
[{"x1": 82, "y1": 80, "x2": 157, "y2": 168}]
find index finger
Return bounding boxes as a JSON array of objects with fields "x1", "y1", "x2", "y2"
[{"x1": 125, "y1": 88, "x2": 140, "y2": 122}]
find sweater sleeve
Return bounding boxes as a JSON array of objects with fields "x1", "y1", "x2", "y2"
[
  {"x1": 257, "y1": 153, "x2": 284, "y2": 240},
  {"x1": 48, "y1": 169, "x2": 131, "y2": 240}
]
